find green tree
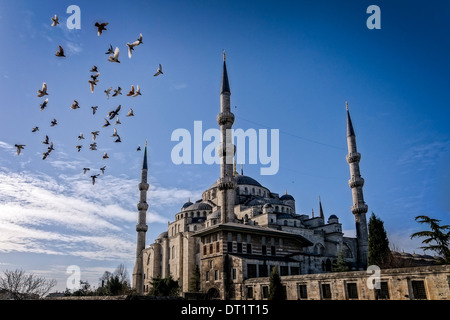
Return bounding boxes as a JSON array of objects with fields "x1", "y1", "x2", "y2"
[
  {"x1": 368, "y1": 212, "x2": 392, "y2": 268},
  {"x1": 411, "y1": 215, "x2": 450, "y2": 263},
  {"x1": 189, "y1": 265, "x2": 201, "y2": 292},
  {"x1": 268, "y1": 266, "x2": 285, "y2": 300},
  {"x1": 333, "y1": 249, "x2": 350, "y2": 272},
  {"x1": 148, "y1": 275, "x2": 180, "y2": 296},
  {"x1": 98, "y1": 264, "x2": 131, "y2": 296}
]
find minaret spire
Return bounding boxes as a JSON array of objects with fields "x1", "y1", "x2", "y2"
[
  {"x1": 133, "y1": 140, "x2": 149, "y2": 294},
  {"x1": 217, "y1": 51, "x2": 236, "y2": 225},
  {"x1": 346, "y1": 102, "x2": 368, "y2": 269},
  {"x1": 319, "y1": 196, "x2": 324, "y2": 219}
]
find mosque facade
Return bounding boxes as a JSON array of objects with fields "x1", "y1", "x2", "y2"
[{"x1": 134, "y1": 55, "x2": 370, "y2": 299}]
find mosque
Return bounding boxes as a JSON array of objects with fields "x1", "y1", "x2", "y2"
[{"x1": 131, "y1": 54, "x2": 370, "y2": 299}]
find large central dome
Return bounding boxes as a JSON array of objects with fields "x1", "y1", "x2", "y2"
[{"x1": 210, "y1": 175, "x2": 262, "y2": 188}]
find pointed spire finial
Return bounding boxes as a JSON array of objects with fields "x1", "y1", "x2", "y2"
[
  {"x1": 346, "y1": 102, "x2": 355, "y2": 137},
  {"x1": 346, "y1": 101, "x2": 349, "y2": 111},
  {"x1": 285, "y1": 189, "x2": 288, "y2": 195},
  {"x1": 312, "y1": 208, "x2": 315, "y2": 218},
  {"x1": 221, "y1": 51, "x2": 230, "y2": 94},
  {"x1": 319, "y1": 196, "x2": 324, "y2": 219},
  {"x1": 241, "y1": 163, "x2": 243, "y2": 175},
  {"x1": 233, "y1": 158, "x2": 238, "y2": 176},
  {"x1": 142, "y1": 140, "x2": 148, "y2": 170}
]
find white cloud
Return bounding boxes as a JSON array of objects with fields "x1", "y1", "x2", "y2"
[{"x1": 0, "y1": 167, "x2": 198, "y2": 261}]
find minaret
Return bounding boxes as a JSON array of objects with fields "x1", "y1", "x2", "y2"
[
  {"x1": 346, "y1": 102, "x2": 368, "y2": 269},
  {"x1": 133, "y1": 140, "x2": 149, "y2": 294},
  {"x1": 217, "y1": 51, "x2": 236, "y2": 224}
]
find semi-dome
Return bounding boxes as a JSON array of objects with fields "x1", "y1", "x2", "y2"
[
  {"x1": 235, "y1": 175, "x2": 262, "y2": 187},
  {"x1": 185, "y1": 202, "x2": 212, "y2": 211}
]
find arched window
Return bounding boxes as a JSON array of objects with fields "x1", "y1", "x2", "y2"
[
  {"x1": 275, "y1": 206, "x2": 279, "y2": 212},
  {"x1": 252, "y1": 188, "x2": 255, "y2": 194},
  {"x1": 284, "y1": 220, "x2": 288, "y2": 226},
  {"x1": 244, "y1": 187, "x2": 248, "y2": 195},
  {"x1": 172, "y1": 246, "x2": 175, "y2": 259},
  {"x1": 282, "y1": 207, "x2": 285, "y2": 213},
  {"x1": 326, "y1": 259, "x2": 332, "y2": 272},
  {"x1": 258, "y1": 189, "x2": 261, "y2": 195}
]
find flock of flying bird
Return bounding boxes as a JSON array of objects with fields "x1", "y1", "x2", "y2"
[{"x1": 14, "y1": 15, "x2": 164, "y2": 185}]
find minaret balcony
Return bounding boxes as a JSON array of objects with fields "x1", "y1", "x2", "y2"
[
  {"x1": 351, "y1": 203, "x2": 368, "y2": 215},
  {"x1": 217, "y1": 112, "x2": 235, "y2": 126},
  {"x1": 139, "y1": 182, "x2": 149, "y2": 191},
  {"x1": 346, "y1": 152, "x2": 361, "y2": 163},
  {"x1": 217, "y1": 177, "x2": 237, "y2": 190},
  {"x1": 136, "y1": 224, "x2": 148, "y2": 232},
  {"x1": 137, "y1": 202, "x2": 149, "y2": 211},
  {"x1": 348, "y1": 177, "x2": 364, "y2": 188}
]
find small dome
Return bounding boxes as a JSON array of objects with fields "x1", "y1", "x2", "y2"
[
  {"x1": 280, "y1": 194, "x2": 295, "y2": 201},
  {"x1": 235, "y1": 175, "x2": 262, "y2": 187},
  {"x1": 185, "y1": 202, "x2": 212, "y2": 211},
  {"x1": 156, "y1": 231, "x2": 168, "y2": 239},
  {"x1": 182, "y1": 201, "x2": 193, "y2": 209},
  {"x1": 329, "y1": 214, "x2": 338, "y2": 219}
]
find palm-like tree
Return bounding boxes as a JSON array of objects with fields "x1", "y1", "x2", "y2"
[{"x1": 411, "y1": 215, "x2": 449, "y2": 263}]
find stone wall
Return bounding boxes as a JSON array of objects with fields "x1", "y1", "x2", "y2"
[{"x1": 243, "y1": 265, "x2": 450, "y2": 300}]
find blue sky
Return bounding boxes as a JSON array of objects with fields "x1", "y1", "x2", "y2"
[{"x1": 0, "y1": 0, "x2": 449, "y2": 291}]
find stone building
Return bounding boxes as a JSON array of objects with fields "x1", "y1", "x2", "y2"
[
  {"x1": 132, "y1": 54, "x2": 378, "y2": 299},
  {"x1": 244, "y1": 264, "x2": 450, "y2": 300}
]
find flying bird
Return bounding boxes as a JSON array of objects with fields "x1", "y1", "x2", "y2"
[
  {"x1": 40, "y1": 98, "x2": 48, "y2": 111},
  {"x1": 83, "y1": 168, "x2": 90, "y2": 174},
  {"x1": 37, "y1": 82, "x2": 48, "y2": 97},
  {"x1": 78, "y1": 133, "x2": 85, "y2": 140},
  {"x1": 114, "y1": 135, "x2": 121, "y2": 143},
  {"x1": 95, "y1": 22, "x2": 108, "y2": 36},
  {"x1": 102, "y1": 118, "x2": 111, "y2": 127},
  {"x1": 137, "y1": 145, "x2": 141, "y2": 151},
  {"x1": 55, "y1": 45, "x2": 65, "y2": 57},
  {"x1": 91, "y1": 174, "x2": 100, "y2": 185},
  {"x1": 42, "y1": 150, "x2": 51, "y2": 160},
  {"x1": 132, "y1": 85, "x2": 141, "y2": 97},
  {"x1": 90, "y1": 65, "x2": 98, "y2": 72},
  {"x1": 107, "y1": 105, "x2": 121, "y2": 120},
  {"x1": 100, "y1": 166, "x2": 106, "y2": 175},
  {"x1": 89, "y1": 79, "x2": 98, "y2": 93},
  {"x1": 112, "y1": 87, "x2": 122, "y2": 97},
  {"x1": 42, "y1": 135, "x2": 49, "y2": 144},
  {"x1": 105, "y1": 44, "x2": 114, "y2": 55},
  {"x1": 14, "y1": 144, "x2": 25, "y2": 155},
  {"x1": 115, "y1": 117, "x2": 121, "y2": 125},
  {"x1": 91, "y1": 106, "x2": 98, "y2": 115},
  {"x1": 51, "y1": 15, "x2": 59, "y2": 27},
  {"x1": 107, "y1": 47, "x2": 120, "y2": 63},
  {"x1": 32, "y1": 127, "x2": 39, "y2": 132},
  {"x1": 50, "y1": 119, "x2": 57, "y2": 126},
  {"x1": 136, "y1": 33, "x2": 143, "y2": 45},
  {"x1": 75, "y1": 145, "x2": 82, "y2": 152},
  {"x1": 104, "y1": 87, "x2": 112, "y2": 99},
  {"x1": 48, "y1": 142, "x2": 55, "y2": 152},
  {"x1": 91, "y1": 131, "x2": 100, "y2": 140},
  {"x1": 127, "y1": 85, "x2": 135, "y2": 96},
  {"x1": 153, "y1": 64, "x2": 163, "y2": 76},
  {"x1": 71, "y1": 100, "x2": 80, "y2": 109},
  {"x1": 126, "y1": 108, "x2": 134, "y2": 117},
  {"x1": 102, "y1": 152, "x2": 109, "y2": 160},
  {"x1": 111, "y1": 128, "x2": 118, "y2": 137},
  {"x1": 89, "y1": 142, "x2": 97, "y2": 150},
  {"x1": 126, "y1": 43, "x2": 136, "y2": 59}
]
